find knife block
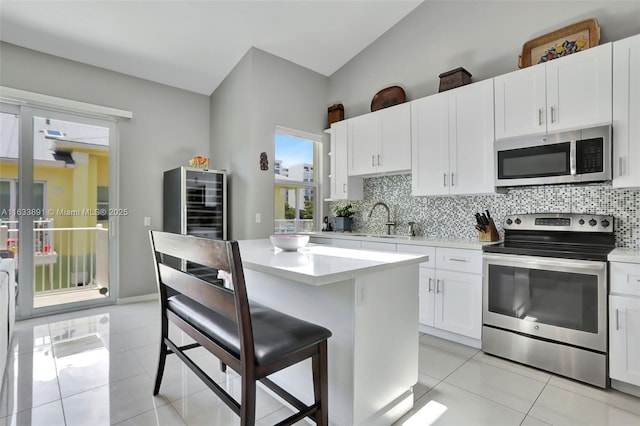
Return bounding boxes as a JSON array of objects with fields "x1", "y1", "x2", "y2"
[{"x1": 477, "y1": 218, "x2": 500, "y2": 242}]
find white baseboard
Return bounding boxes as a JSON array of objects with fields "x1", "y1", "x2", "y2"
[
  {"x1": 419, "y1": 324, "x2": 482, "y2": 349},
  {"x1": 117, "y1": 293, "x2": 158, "y2": 305}
]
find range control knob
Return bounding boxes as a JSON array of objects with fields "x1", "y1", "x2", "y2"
[
  {"x1": 601, "y1": 219, "x2": 610, "y2": 228},
  {"x1": 589, "y1": 219, "x2": 597, "y2": 226},
  {"x1": 515, "y1": 218, "x2": 522, "y2": 225},
  {"x1": 579, "y1": 219, "x2": 585, "y2": 225},
  {"x1": 505, "y1": 218, "x2": 513, "y2": 225}
]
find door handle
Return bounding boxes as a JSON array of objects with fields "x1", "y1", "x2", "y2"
[
  {"x1": 451, "y1": 173, "x2": 455, "y2": 186},
  {"x1": 377, "y1": 155, "x2": 381, "y2": 166},
  {"x1": 428, "y1": 277, "x2": 433, "y2": 293},
  {"x1": 538, "y1": 108, "x2": 543, "y2": 126},
  {"x1": 436, "y1": 279, "x2": 441, "y2": 294},
  {"x1": 449, "y1": 258, "x2": 468, "y2": 263},
  {"x1": 342, "y1": 183, "x2": 346, "y2": 193},
  {"x1": 550, "y1": 105, "x2": 556, "y2": 123},
  {"x1": 615, "y1": 309, "x2": 620, "y2": 330},
  {"x1": 443, "y1": 173, "x2": 447, "y2": 187},
  {"x1": 619, "y1": 157, "x2": 624, "y2": 177},
  {"x1": 371, "y1": 155, "x2": 375, "y2": 167}
]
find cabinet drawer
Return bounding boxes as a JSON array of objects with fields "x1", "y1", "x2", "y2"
[
  {"x1": 397, "y1": 244, "x2": 436, "y2": 268},
  {"x1": 436, "y1": 248, "x2": 482, "y2": 274},
  {"x1": 309, "y1": 237, "x2": 332, "y2": 245},
  {"x1": 361, "y1": 241, "x2": 396, "y2": 252},
  {"x1": 611, "y1": 262, "x2": 640, "y2": 297},
  {"x1": 332, "y1": 239, "x2": 362, "y2": 249}
]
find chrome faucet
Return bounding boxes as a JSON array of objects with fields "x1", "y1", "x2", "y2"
[{"x1": 368, "y1": 202, "x2": 396, "y2": 235}]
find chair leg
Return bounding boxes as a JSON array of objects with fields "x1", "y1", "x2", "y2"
[
  {"x1": 153, "y1": 339, "x2": 168, "y2": 395},
  {"x1": 240, "y1": 373, "x2": 257, "y2": 426},
  {"x1": 312, "y1": 340, "x2": 329, "y2": 425}
]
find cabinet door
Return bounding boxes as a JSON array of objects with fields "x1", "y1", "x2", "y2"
[
  {"x1": 609, "y1": 295, "x2": 640, "y2": 386},
  {"x1": 348, "y1": 112, "x2": 380, "y2": 176},
  {"x1": 613, "y1": 35, "x2": 640, "y2": 189},
  {"x1": 379, "y1": 103, "x2": 411, "y2": 173},
  {"x1": 434, "y1": 270, "x2": 482, "y2": 339},
  {"x1": 449, "y1": 79, "x2": 496, "y2": 195},
  {"x1": 330, "y1": 121, "x2": 363, "y2": 200},
  {"x1": 494, "y1": 63, "x2": 546, "y2": 139},
  {"x1": 546, "y1": 43, "x2": 612, "y2": 133},
  {"x1": 419, "y1": 266, "x2": 436, "y2": 327},
  {"x1": 411, "y1": 92, "x2": 450, "y2": 196}
]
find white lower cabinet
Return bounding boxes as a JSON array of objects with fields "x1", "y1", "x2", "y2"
[
  {"x1": 417, "y1": 247, "x2": 483, "y2": 342},
  {"x1": 609, "y1": 262, "x2": 640, "y2": 389}
]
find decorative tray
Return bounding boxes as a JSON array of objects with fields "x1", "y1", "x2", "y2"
[
  {"x1": 518, "y1": 18, "x2": 600, "y2": 68},
  {"x1": 371, "y1": 86, "x2": 406, "y2": 112}
]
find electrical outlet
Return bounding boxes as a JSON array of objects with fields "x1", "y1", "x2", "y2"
[
  {"x1": 255, "y1": 213, "x2": 261, "y2": 223},
  {"x1": 144, "y1": 217, "x2": 151, "y2": 227}
]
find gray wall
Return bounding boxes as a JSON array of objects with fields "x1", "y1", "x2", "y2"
[
  {"x1": 0, "y1": 42, "x2": 211, "y2": 299},
  {"x1": 210, "y1": 48, "x2": 329, "y2": 240},
  {"x1": 329, "y1": 1, "x2": 640, "y2": 118}
]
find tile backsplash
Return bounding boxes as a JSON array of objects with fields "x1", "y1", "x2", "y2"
[{"x1": 329, "y1": 174, "x2": 640, "y2": 249}]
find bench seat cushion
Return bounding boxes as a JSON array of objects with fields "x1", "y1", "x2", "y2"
[{"x1": 168, "y1": 294, "x2": 331, "y2": 365}]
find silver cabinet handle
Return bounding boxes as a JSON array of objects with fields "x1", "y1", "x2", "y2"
[
  {"x1": 428, "y1": 277, "x2": 433, "y2": 293},
  {"x1": 342, "y1": 183, "x2": 346, "y2": 193},
  {"x1": 551, "y1": 105, "x2": 556, "y2": 123},
  {"x1": 377, "y1": 154, "x2": 381, "y2": 166},
  {"x1": 443, "y1": 173, "x2": 447, "y2": 187},
  {"x1": 371, "y1": 155, "x2": 375, "y2": 167},
  {"x1": 619, "y1": 157, "x2": 624, "y2": 177},
  {"x1": 538, "y1": 108, "x2": 543, "y2": 126},
  {"x1": 449, "y1": 258, "x2": 468, "y2": 263},
  {"x1": 436, "y1": 279, "x2": 441, "y2": 294},
  {"x1": 615, "y1": 309, "x2": 620, "y2": 330},
  {"x1": 451, "y1": 173, "x2": 455, "y2": 186}
]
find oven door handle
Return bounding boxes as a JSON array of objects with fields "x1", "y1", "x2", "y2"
[{"x1": 483, "y1": 254, "x2": 606, "y2": 272}]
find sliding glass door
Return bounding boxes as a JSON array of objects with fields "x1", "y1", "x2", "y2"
[{"x1": 0, "y1": 102, "x2": 119, "y2": 318}]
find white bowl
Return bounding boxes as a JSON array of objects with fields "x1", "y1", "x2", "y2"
[{"x1": 270, "y1": 234, "x2": 310, "y2": 251}]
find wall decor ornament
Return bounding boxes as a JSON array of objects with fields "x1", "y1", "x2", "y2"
[{"x1": 260, "y1": 152, "x2": 269, "y2": 171}]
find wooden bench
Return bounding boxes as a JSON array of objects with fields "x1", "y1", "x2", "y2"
[{"x1": 149, "y1": 231, "x2": 331, "y2": 425}]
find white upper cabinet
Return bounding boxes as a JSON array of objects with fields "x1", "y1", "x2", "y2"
[
  {"x1": 494, "y1": 63, "x2": 546, "y2": 139},
  {"x1": 412, "y1": 79, "x2": 495, "y2": 196},
  {"x1": 613, "y1": 34, "x2": 640, "y2": 188},
  {"x1": 494, "y1": 43, "x2": 612, "y2": 140},
  {"x1": 329, "y1": 120, "x2": 363, "y2": 200},
  {"x1": 348, "y1": 103, "x2": 411, "y2": 176},
  {"x1": 546, "y1": 42, "x2": 612, "y2": 132}
]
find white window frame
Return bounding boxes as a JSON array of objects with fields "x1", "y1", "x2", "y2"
[{"x1": 274, "y1": 125, "x2": 323, "y2": 232}]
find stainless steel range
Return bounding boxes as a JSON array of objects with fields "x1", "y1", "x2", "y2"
[{"x1": 482, "y1": 213, "x2": 615, "y2": 388}]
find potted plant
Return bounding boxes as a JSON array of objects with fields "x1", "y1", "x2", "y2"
[{"x1": 333, "y1": 202, "x2": 355, "y2": 232}]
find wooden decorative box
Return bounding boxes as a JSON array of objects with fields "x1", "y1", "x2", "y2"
[
  {"x1": 327, "y1": 104, "x2": 344, "y2": 128},
  {"x1": 438, "y1": 67, "x2": 472, "y2": 92}
]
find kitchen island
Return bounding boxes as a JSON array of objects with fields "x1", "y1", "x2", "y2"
[{"x1": 238, "y1": 239, "x2": 428, "y2": 426}]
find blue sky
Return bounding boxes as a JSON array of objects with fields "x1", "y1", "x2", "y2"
[{"x1": 275, "y1": 134, "x2": 313, "y2": 168}]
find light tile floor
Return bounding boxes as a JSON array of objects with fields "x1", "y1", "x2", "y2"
[{"x1": 1, "y1": 301, "x2": 639, "y2": 426}]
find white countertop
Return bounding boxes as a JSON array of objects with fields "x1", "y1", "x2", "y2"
[
  {"x1": 238, "y1": 239, "x2": 429, "y2": 286},
  {"x1": 303, "y1": 231, "x2": 498, "y2": 250},
  {"x1": 609, "y1": 248, "x2": 640, "y2": 264}
]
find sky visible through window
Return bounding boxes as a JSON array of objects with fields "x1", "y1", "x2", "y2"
[{"x1": 275, "y1": 134, "x2": 313, "y2": 168}]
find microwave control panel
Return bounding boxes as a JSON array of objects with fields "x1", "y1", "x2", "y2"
[{"x1": 576, "y1": 138, "x2": 604, "y2": 173}]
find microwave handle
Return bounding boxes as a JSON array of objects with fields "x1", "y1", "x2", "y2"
[{"x1": 570, "y1": 140, "x2": 577, "y2": 175}]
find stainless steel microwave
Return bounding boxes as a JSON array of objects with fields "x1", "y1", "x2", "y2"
[{"x1": 495, "y1": 125, "x2": 611, "y2": 187}]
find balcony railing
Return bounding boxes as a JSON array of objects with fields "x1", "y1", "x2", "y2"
[
  {"x1": 273, "y1": 219, "x2": 314, "y2": 234},
  {"x1": 0, "y1": 221, "x2": 108, "y2": 295}
]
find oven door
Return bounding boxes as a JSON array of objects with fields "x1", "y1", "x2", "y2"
[{"x1": 483, "y1": 253, "x2": 607, "y2": 352}]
